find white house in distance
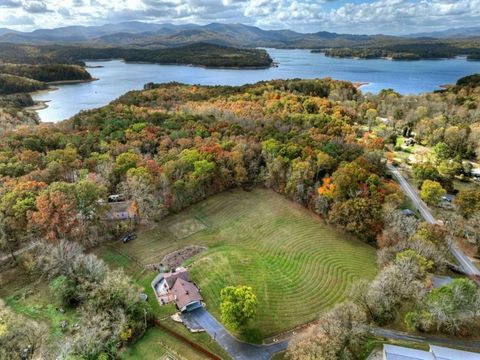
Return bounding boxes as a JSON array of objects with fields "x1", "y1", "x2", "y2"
[
  {"x1": 383, "y1": 344, "x2": 480, "y2": 360},
  {"x1": 151, "y1": 267, "x2": 203, "y2": 312}
]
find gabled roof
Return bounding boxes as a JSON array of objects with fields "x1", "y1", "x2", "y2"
[
  {"x1": 171, "y1": 278, "x2": 203, "y2": 310},
  {"x1": 163, "y1": 268, "x2": 190, "y2": 288},
  {"x1": 429, "y1": 345, "x2": 480, "y2": 360},
  {"x1": 384, "y1": 344, "x2": 435, "y2": 360}
]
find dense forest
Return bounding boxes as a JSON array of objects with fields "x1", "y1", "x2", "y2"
[
  {"x1": 0, "y1": 64, "x2": 92, "y2": 83},
  {"x1": 0, "y1": 73, "x2": 47, "y2": 95},
  {"x1": 317, "y1": 41, "x2": 480, "y2": 60},
  {"x1": 0, "y1": 75, "x2": 479, "y2": 358},
  {"x1": 0, "y1": 42, "x2": 273, "y2": 68},
  {"x1": 0, "y1": 93, "x2": 39, "y2": 131},
  {"x1": 0, "y1": 78, "x2": 392, "y2": 357}
]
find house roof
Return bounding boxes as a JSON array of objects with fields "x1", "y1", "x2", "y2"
[
  {"x1": 429, "y1": 345, "x2": 480, "y2": 360},
  {"x1": 383, "y1": 344, "x2": 480, "y2": 360},
  {"x1": 384, "y1": 344, "x2": 435, "y2": 360},
  {"x1": 171, "y1": 278, "x2": 203, "y2": 310},
  {"x1": 163, "y1": 267, "x2": 190, "y2": 288}
]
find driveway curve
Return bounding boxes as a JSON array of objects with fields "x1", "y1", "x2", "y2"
[{"x1": 183, "y1": 308, "x2": 289, "y2": 360}]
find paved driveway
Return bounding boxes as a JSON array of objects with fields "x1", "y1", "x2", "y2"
[
  {"x1": 387, "y1": 164, "x2": 480, "y2": 278},
  {"x1": 183, "y1": 308, "x2": 289, "y2": 360}
]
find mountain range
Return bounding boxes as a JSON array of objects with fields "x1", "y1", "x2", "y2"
[
  {"x1": 408, "y1": 26, "x2": 480, "y2": 39},
  {"x1": 0, "y1": 22, "x2": 402, "y2": 49},
  {"x1": 0, "y1": 22, "x2": 479, "y2": 50}
]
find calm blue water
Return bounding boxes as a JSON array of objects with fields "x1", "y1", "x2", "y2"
[{"x1": 33, "y1": 49, "x2": 480, "y2": 122}]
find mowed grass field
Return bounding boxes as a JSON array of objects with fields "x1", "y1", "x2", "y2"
[{"x1": 112, "y1": 188, "x2": 378, "y2": 339}]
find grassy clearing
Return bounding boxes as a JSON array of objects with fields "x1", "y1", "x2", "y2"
[
  {"x1": 120, "y1": 328, "x2": 167, "y2": 360},
  {"x1": 109, "y1": 188, "x2": 378, "y2": 340}
]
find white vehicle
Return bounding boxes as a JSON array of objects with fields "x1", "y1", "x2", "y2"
[{"x1": 108, "y1": 194, "x2": 126, "y2": 202}]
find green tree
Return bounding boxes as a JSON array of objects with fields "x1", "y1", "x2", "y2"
[
  {"x1": 437, "y1": 160, "x2": 461, "y2": 180},
  {"x1": 75, "y1": 179, "x2": 107, "y2": 221},
  {"x1": 220, "y1": 285, "x2": 257, "y2": 330},
  {"x1": 329, "y1": 197, "x2": 383, "y2": 242},
  {"x1": 420, "y1": 180, "x2": 446, "y2": 206},
  {"x1": 395, "y1": 250, "x2": 433, "y2": 277},
  {"x1": 366, "y1": 108, "x2": 378, "y2": 131},
  {"x1": 412, "y1": 163, "x2": 440, "y2": 184},
  {"x1": 405, "y1": 279, "x2": 480, "y2": 335},
  {"x1": 454, "y1": 189, "x2": 480, "y2": 218},
  {"x1": 432, "y1": 142, "x2": 452, "y2": 161}
]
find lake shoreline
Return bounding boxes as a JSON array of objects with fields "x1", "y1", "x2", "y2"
[
  {"x1": 122, "y1": 60, "x2": 274, "y2": 70},
  {"x1": 82, "y1": 58, "x2": 274, "y2": 70},
  {"x1": 26, "y1": 100, "x2": 50, "y2": 111},
  {"x1": 47, "y1": 78, "x2": 98, "y2": 85},
  {"x1": 31, "y1": 50, "x2": 480, "y2": 122}
]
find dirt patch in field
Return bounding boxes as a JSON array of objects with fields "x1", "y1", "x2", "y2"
[
  {"x1": 168, "y1": 218, "x2": 207, "y2": 239},
  {"x1": 161, "y1": 246, "x2": 207, "y2": 269}
]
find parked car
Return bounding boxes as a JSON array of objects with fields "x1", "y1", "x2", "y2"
[
  {"x1": 108, "y1": 194, "x2": 126, "y2": 203},
  {"x1": 122, "y1": 232, "x2": 137, "y2": 243}
]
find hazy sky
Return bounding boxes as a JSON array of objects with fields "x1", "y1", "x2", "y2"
[{"x1": 1, "y1": 0, "x2": 479, "y2": 34}]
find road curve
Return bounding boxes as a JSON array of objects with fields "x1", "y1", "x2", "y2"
[
  {"x1": 183, "y1": 308, "x2": 289, "y2": 360},
  {"x1": 387, "y1": 164, "x2": 480, "y2": 277}
]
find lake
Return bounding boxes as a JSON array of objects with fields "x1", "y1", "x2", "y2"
[{"x1": 32, "y1": 48, "x2": 480, "y2": 122}]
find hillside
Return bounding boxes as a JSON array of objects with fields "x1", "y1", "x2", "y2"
[
  {"x1": 0, "y1": 74, "x2": 47, "y2": 95},
  {"x1": 2, "y1": 22, "x2": 480, "y2": 61},
  {"x1": 0, "y1": 42, "x2": 273, "y2": 69},
  {"x1": 0, "y1": 64, "x2": 92, "y2": 83},
  {"x1": 0, "y1": 93, "x2": 39, "y2": 131},
  {"x1": 409, "y1": 26, "x2": 480, "y2": 39}
]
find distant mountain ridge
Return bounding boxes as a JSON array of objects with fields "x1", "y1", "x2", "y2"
[
  {"x1": 408, "y1": 26, "x2": 480, "y2": 39},
  {"x1": 1, "y1": 22, "x2": 480, "y2": 54},
  {"x1": 0, "y1": 21, "x2": 392, "y2": 49}
]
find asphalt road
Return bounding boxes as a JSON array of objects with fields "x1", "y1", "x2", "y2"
[
  {"x1": 387, "y1": 164, "x2": 480, "y2": 277},
  {"x1": 372, "y1": 327, "x2": 480, "y2": 352},
  {"x1": 183, "y1": 308, "x2": 289, "y2": 360}
]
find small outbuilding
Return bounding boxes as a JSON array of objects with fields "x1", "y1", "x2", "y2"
[{"x1": 104, "y1": 200, "x2": 138, "y2": 221}]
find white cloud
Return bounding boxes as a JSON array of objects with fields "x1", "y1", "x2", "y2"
[{"x1": 0, "y1": 0, "x2": 480, "y2": 34}]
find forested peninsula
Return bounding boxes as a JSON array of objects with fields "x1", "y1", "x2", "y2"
[
  {"x1": 315, "y1": 42, "x2": 480, "y2": 60},
  {"x1": 0, "y1": 42, "x2": 273, "y2": 69}
]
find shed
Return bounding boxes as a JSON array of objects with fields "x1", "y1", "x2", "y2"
[{"x1": 104, "y1": 200, "x2": 137, "y2": 221}]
